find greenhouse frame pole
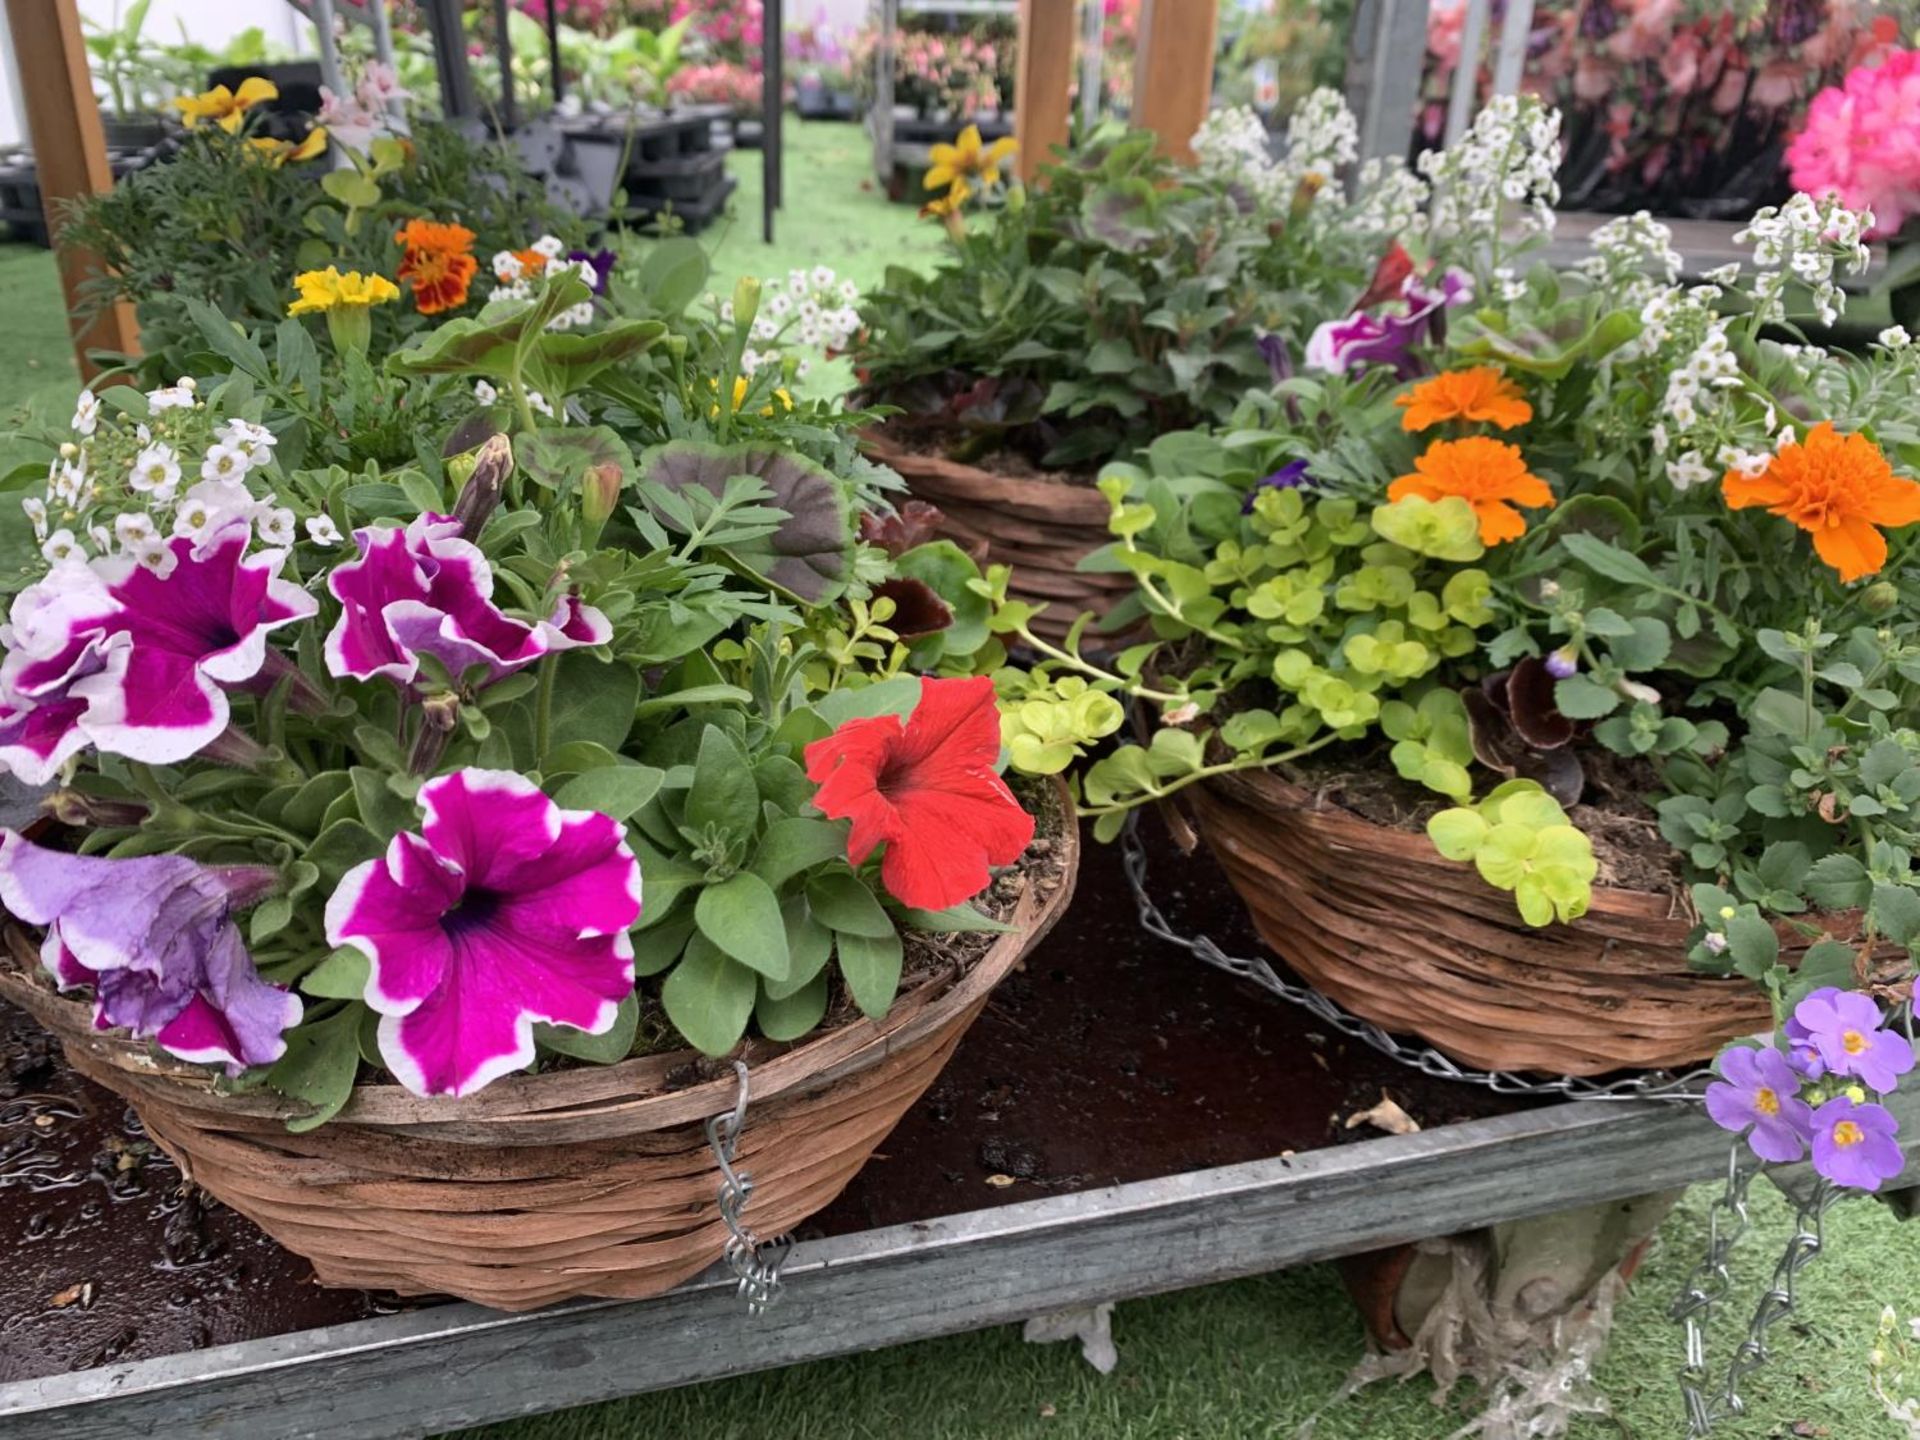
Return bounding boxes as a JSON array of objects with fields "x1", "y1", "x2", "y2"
[{"x1": 419, "y1": 0, "x2": 477, "y2": 119}]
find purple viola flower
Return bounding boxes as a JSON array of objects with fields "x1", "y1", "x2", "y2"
[
  {"x1": 0, "y1": 523, "x2": 315, "y2": 772},
  {"x1": 1704, "y1": 1045, "x2": 1813, "y2": 1162},
  {"x1": 323, "y1": 769, "x2": 643, "y2": 1097},
  {"x1": 1791, "y1": 987, "x2": 1915, "y2": 1093},
  {"x1": 1254, "y1": 331, "x2": 1295, "y2": 386},
  {"x1": 1241, "y1": 459, "x2": 1315, "y2": 514},
  {"x1": 324, "y1": 514, "x2": 608, "y2": 690},
  {"x1": 0, "y1": 830, "x2": 299, "y2": 1073},
  {"x1": 565, "y1": 247, "x2": 617, "y2": 296},
  {"x1": 1809, "y1": 1095, "x2": 1905, "y2": 1191}
]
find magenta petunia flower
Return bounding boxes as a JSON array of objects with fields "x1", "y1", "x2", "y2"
[
  {"x1": 0, "y1": 829, "x2": 299, "y2": 1072},
  {"x1": 1809, "y1": 1095, "x2": 1905, "y2": 1191},
  {"x1": 1304, "y1": 268, "x2": 1475, "y2": 379},
  {"x1": 0, "y1": 523, "x2": 315, "y2": 773},
  {"x1": 1705, "y1": 1045, "x2": 1814, "y2": 1163},
  {"x1": 325, "y1": 514, "x2": 608, "y2": 690},
  {"x1": 324, "y1": 769, "x2": 643, "y2": 1097},
  {"x1": 1790, "y1": 986, "x2": 1915, "y2": 1093}
]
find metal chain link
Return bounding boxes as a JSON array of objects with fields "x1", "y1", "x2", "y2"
[
  {"x1": 1119, "y1": 813, "x2": 1712, "y2": 1103},
  {"x1": 704, "y1": 1059, "x2": 793, "y2": 1314},
  {"x1": 1670, "y1": 1146, "x2": 1838, "y2": 1435}
]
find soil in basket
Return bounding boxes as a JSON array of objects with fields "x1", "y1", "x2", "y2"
[{"x1": 0, "y1": 811, "x2": 1524, "y2": 1379}]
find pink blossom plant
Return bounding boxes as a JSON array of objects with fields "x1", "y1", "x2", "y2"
[{"x1": 1788, "y1": 47, "x2": 1920, "y2": 237}]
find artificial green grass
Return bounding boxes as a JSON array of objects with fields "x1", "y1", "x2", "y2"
[{"x1": 3, "y1": 116, "x2": 1918, "y2": 1440}]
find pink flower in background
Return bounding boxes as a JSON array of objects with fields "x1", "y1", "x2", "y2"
[
  {"x1": 325, "y1": 769, "x2": 642, "y2": 1098},
  {"x1": 1789, "y1": 48, "x2": 1920, "y2": 236},
  {"x1": 0, "y1": 832, "x2": 299, "y2": 1074}
]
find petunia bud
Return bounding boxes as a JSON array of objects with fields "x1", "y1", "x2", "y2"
[
  {"x1": 731, "y1": 276, "x2": 762, "y2": 341},
  {"x1": 1545, "y1": 647, "x2": 1578, "y2": 679},
  {"x1": 580, "y1": 460, "x2": 622, "y2": 540},
  {"x1": 451, "y1": 433, "x2": 513, "y2": 538},
  {"x1": 47, "y1": 789, "x2": 149, "y2": 829},
  {"x1": 408, "y1": 691, "x2": 462, "y2": 776},
  {"x1": 1863, "y1": 582, "x2": 1898, "y2": 614}
]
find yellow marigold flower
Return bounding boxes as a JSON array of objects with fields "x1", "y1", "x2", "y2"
[
  {"x1": 1388, "y1": 436, "x2": 1554, "y2": 545},
  {"x1": 1722, "y1": 422, "x2": 1920, "y2": 583},
  {"x1": 919, "y1": 177, "x2": 972, "y2": 220},
  {"x1": 288, "y1": 267, "x2": 401, "y2": 317},
  {"x1": 1396, "y1": 366, "x2": 1533, "y2": 432},
  {"x1": 247, "y1": 126, "x2": 329, "y2": 168},
  {"x1": 924, "y1": 124, "x2": 1018, "y2": 192},
  {"x1": 173, "y1": 77, "x2": 279, "y2": 134}
]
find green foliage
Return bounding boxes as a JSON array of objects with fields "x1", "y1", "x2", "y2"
[{"x1": 1426, "y1": 781, "x2": 1598, "y2": 927}]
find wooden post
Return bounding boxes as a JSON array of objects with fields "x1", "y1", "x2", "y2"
[
  {"x1": 1133, "y1": 0, "x2": 1218, "y2": 163},
  {"x1": 1014, "y1": 0, "x2": 1075, "y2": 184},
  {"x1": 4, "y1": 0, "x2": 140, "y2": 378}
]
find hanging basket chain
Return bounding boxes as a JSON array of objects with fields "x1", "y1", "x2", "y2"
[
  {"x1": 704, "y1": 1059, "x2": 794, "y2": 1314},
  {"x1": 1118, "y1": 814, "x2": 1710, "y2": 1103}
]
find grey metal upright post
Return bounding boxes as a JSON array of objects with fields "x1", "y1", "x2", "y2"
[
  {"x1": 1489, "y1": 0, "x2": 1537, "y2": 98},
  {"x1": 419, "y1": 0, "x2": 477, "y2": 119},
  {"x1": 1346, "y1": 0, "x2": 1431, "y2": 160},
  {"x1": 1078, "y1": 0, "x2": 1104, "y2": 132},
  {"x1": 544, "y1": 0, "x2": 564, "y2": 105},
  {"x1": 1442, "y1": 0, "x2": 1488, "y2": 145},
  {"x1": 764, "y1": 0, "x2": 784, "y2": 240},
  {"x1": 309, "y1": 0, "x2": 346, "y2": 100},
  {"x1": 874, "y1": 0, "x2": 897, "y2": 187},
  {"x1": 368, "y1": 0, "x2": 395, "y2": 71},
  {"x1": 492, "y1": 0, "x2": 519, "y2": 129}
]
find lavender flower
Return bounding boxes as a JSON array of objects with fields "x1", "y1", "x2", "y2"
[
  {"x1": 1791, "y1": 987, "x2": 1915, "y2": 1093},
  {"x1": 1810, "y1": 1095, "x2": 1905, "y2": 1191},
  {"x1": 1705, "y1": 1046, "x2": 1813, "y2": 1162}
]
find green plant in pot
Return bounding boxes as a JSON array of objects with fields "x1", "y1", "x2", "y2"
[{"x1": 0, "y1": 264, "x2": 1070, "y2": 1311}]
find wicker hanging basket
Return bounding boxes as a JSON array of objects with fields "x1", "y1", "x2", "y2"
[
  {"x1": 1186, "y1": 767, "x2": 1889, "y2": 1077},
  {"x1": 860, "y1": 429, "x2": 1132, "y2": 644},
  {"x1": 0, "y1": 792, "x2": 1078, "y2": 1311}
]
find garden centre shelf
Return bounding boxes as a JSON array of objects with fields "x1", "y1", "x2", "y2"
[{"x1": 3, "y1": 827, "x2": 1917, "y2": 1440}]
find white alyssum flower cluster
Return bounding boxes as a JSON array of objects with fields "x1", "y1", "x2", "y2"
[
  {"x1": 1575, "y1": 211, "x2": 1684, "y2": 307},
  {"x1": 1190, "y1": 93, "x2": 1403, "y2": 235},
  {"x1": 1735, "y1": 192, "x2": 1873, "y2": 327},
  {"x1": 1869, "y1": 1306, "x2": 1920, "y2": 1438},
  {"x1": 23, "y1": 383, "x2": 322, "y2": 579},
  {"x1": 490, "y1": 234, "x2": 598, "y2": 329},
  {"x1": 1419, "y1": 94, "x2": 1562, "y2": 244},
  {"x1": 1191, "y1": 105, "x2": 1281, "y2": 205},
  {"x1": 712, "y1": 267, "x2": 861, "y2": 381}
]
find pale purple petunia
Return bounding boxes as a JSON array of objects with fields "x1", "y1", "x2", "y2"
[
  {"x1": 0, "y1": 829, "x2": 299, "y2": 1072},
  {"x1": 1809, "y1": 1095, "x2": 1905, "y2": 1191},
  {"x1": 323, "y1": 769, "x2": 643, "y2": 1098},
  {"x1": 325, "y1": 514, "x2": 608, "y2": 690},
  {"x1": 1790, "y1": 986, "x2": 1915, "y2": 1093},
  {"x1": 1705, "y1": 1045, "x2": 1814, "y2": 1163},
  {"x1": 0, "y1": 523, "x2": 314, "y2": 774}
]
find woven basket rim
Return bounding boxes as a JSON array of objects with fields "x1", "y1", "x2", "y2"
[
  {"x1": 858, "y1": 427, "x2": 1112, "y2": 521},
  {"x1": 0, "y1": 778, "x2": 1079, "y2": 1143}
]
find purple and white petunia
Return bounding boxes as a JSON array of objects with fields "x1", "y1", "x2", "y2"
[
  {"x1": 1304, "y1": 268, "x2": 1475, "y2": 379},
  {"x1": 324, "y1": 769, "x2": 643, "y2": 1098},
  {"x1": 0, "y1": 522, "x2": 314, "y2": 775},
  {"x1": 0, "y1": 830, "x2": 299, "y2": 1072},
  {"x1": 1705, "y1": 1045, "x2": 1814, "y2": 1163},
  {"x1": 1790, "y1": 986, "x2": 1915, "y2": 1093},
  {"x1": 325, "y1": 514, "x2": 609, "y2": 690},
  {"x1": 1809, "y1": 1095, "x2": 1905, "y2": 1191}
]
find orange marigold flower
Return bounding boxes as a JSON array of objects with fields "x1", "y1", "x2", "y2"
[
  {"x1": 394, "y1": 219, "x2": 478, "y2": 316},
  {"x1": 1721, "y1": 422, "x2": 1920, "y2": 583},
  {"x1": 1395, "y1": 367, "x2": 1533, "y2": 432},
  {"x1": 1388, "y1": 436, "x2": 1555, "y2": 545},
  {"x1": 512, "y1": 247, "x2": 549, "y2": 278}
]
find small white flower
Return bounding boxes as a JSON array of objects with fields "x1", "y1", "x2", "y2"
[
  {"x1": 40, "y1": 528, "x2": 82, "y2": 563},
  {"x1": 838, "y1": 279, "x2": 859, "y2": 302},
  {"x1": 531, "y1": 234, "x2": 564, "y2": 259},
  {"x1": 87, "y1": 523, "x2": 111, "y2": 552},
  {"x1": 1666, "y1": 450, "x2": 1714, "y2": 491},
  {"x1": 811, "y1": 265, "x2": 836, "y2": 291},
  {"x1": 146, "y1": 383, "x2": 196, "y2": 412},
  {"x1": 130, "y1": 538, "x2": 176, "y2": 578},
  {"x1": 70, "y1": 390, "x2": 99, "y2": 437},
  {"x1": 216, "y1": 418, "x2": 278, "y2": 461},
  {"x1": 566, "y1": 302, "x2": 594, "y2": 328},
  {"x1": 129, "y1": 444, "x2": 181, "y2": 495},
  {"x1": 256, "y1": 507, "x2": 297, "y2": 547},
  {"x1": 179, "y1": 377, "x2": 197, "y2": 393},
  {"x1": 795, "y1": 357, "x2": 812, "y2": 379},
  {"x1": 527, "y1": 390, "x2": 555, "y2": 419},
  {"x1": 492, "y1": 251, "x2": 524, "y2": 282},
  {"x1": 767, "y1": 292, "x2": 793, "y2": 318},
  {"x1": 1878, "y1": 325, "x2": 1912, "y2": 350},
  {"x1": 305, "y1": 514, "x2": 342, "y2": 546},
  {"x1": 201, "y1": 444, "x2": 252, "y2": 484},
  {"x1": 21, "y1": 496, "x2": 48, "y2": 541},
  {"x1": 473, "y1": 379, "x2": 499, "y2": 405},
  {"x1": 114, "y1": 512, "x2": 158, "y2": 548},
  {"x1": 1619, "y1": 678, "x2": 1662, "y2": 705},
  {"x1": 788, "y1": 273, "x2": 808, "y2": 295}
]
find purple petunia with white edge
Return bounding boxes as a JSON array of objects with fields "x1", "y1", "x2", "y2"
[
  {"x1": 0, "y1": 521, "x2": 314, "y2": 776},
  {"x1": 324, "y1": 769, "x2": 643, "y2": 1098},
  {"x1": 324, "y1": 514, "x2": 609, "y2": 689},
  {"x1": 0, "y1": 830, "x2": 300, "y2": 1072}
]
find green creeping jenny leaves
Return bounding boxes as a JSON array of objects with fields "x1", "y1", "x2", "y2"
[{"x1": 1427, "y1": 780, "x2": 1599, "y2": 927}]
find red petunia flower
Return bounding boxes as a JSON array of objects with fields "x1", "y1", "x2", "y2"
[{"x1": 804, "y1": 675, "x2": 1034, "y2": 911}]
